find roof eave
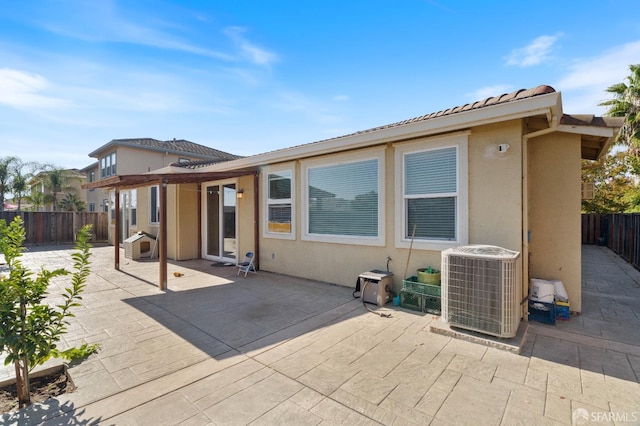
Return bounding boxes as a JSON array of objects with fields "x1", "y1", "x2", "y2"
[
  {"x1": 203, "y1": 91, "x2": 561, "y2": 172},
  {"x1": 558, "y1": 119, "x2": 623, "y2": 160}
]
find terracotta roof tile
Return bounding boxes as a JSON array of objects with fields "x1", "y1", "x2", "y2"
[
  {"x1": 346, "y1": 84, "x2": 556, "y2": 136},
  {"x1": 560, "y1": 114, "x2": 624, "y2": 128},
  {"x1": 255, "y1": 85, "x2": 557, "y2": 157}
]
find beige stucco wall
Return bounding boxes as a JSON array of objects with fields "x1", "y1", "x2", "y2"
[
  {"x1": 468, "y1": 122, "x2": 523, "y2": 250},
  {"x1": 528, "y1": 132, "x2": 582, "y2": 312},
  {"x1": 236, "y1": 175, "x2": 257, "y2": 260},
  {"x1": 169, "y1": 176, "x2": 255, "y2": 262},
  {"x1": 106, "y1": 146, "x2": 196, "y2": 175},
  {"x1": 165, "y1": 185, "x2": 178, "y2": 259},
  {"x1": 258, "y1": 121, "x2": 526, "y2": 293},
  {"x1": 174, "y1": 183, "x2": 200, "y2": 260}
]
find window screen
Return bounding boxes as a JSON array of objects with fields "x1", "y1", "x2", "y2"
[
  {"x1": 404, "y1": 147, "x2": 457, "y2": 240},
  {"x1": 267, "y1": 172, "x2": 292, "y2": 233},
  {"x1": 308, "y1": 159, "x2": 378, "y2": 237}
]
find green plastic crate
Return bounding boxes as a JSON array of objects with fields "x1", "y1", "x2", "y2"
[
  {"x1": 400, "y1": 290, "x2": 423, "y2": 312},
  {"x1": 423, "y1": 295, "x2": 441, "y2": 315},
  {"x1": 402, "y1": 276, "x2": 441, "y2": 297},
  {"x1": 400, "y1": 290, "x2": 441, "y2": 315}
]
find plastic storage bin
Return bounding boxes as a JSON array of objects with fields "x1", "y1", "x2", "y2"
[
  {"x1": 400, "y1": 289, "x2": 441, "y2": 314},
  {"x1": 402, "y1": 276, "x2": 441, "y2": 296},
  {"x1": 556, "y1": 300, "x2": 570, "y2": 320},
  {"x1": 528, "y1": 300, "x2": 556, "y2": 325}
]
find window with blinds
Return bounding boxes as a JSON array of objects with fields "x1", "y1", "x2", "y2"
[
  {"x1": 306, "y1": 158, "x2": 379, "y2": 239},
  {"x1": 404, "y1": 147, "x2": 457, "y2": 241},
  {"x1": 267, "y1": 171, "x2": 292, "y2": 234},
  {"x1": 150, "y1": 185, "x2": 160, "y2": 224}
]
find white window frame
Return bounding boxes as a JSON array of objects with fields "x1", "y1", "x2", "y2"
[
  {"x1": 130, "y1": 189, "x2": 137, "y2": 227},
  {"x1": 149, "y1": 185, "x2": 160, "y2": 224},
  {"x1": 394, "y1": 132, "x2": 469, "y2": 251},
  {"x1": 301, "y1": 148, "x2": 385, "y2": 246},
  {"x1": 263, "y1": 165, "x2": 295, "y2": 240},
  {"x1": 100, "y1": 152, "x2": 117, "y2": 178}
]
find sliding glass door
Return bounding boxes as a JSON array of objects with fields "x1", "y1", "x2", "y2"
[{"x1": 203, "y1": 181, "x2": 237, "y2": 262}]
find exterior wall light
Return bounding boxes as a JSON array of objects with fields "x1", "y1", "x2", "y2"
[{"x1": 237, "y1": 189, "x2": 244, "y2": 199}]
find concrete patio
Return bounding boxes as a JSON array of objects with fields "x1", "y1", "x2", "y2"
[{"x1": 1, "y1": 244, "x2": 639, "y2": 425}]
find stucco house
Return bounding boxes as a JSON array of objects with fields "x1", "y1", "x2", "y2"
[
  {"x1": 29, "y1": 168, "x2": 87, "y2": 211},
  {"x1": 85, "y1": 85, "x2": 621, "y2": 315},
  {"x1": 82, "y1": 138, "x2": 241, "y2": 247}
]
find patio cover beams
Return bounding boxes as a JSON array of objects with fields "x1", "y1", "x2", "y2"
[{"x1": 82, "y1": 168, "x2": 259, "y2": 291}]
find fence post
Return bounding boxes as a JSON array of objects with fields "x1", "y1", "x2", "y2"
[{"x1": 630, "y1": 227, "x2": 635, "y2": 264}]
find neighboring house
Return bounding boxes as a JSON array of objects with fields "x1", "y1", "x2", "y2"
[
  {"x1": 83, "y1": 138, "x2": 241, "y2": 246},
  {"x1": 29, "y1": 169, "x2": 87, "y2": 211},
  {"x1": 85, "y1": 86, "x2": 622, "y2": 314},
  {"x1": 80, "y1": 162, "x2": 101, "y2": 213}
]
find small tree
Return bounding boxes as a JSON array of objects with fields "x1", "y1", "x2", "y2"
[
  {"x1": 0, "y1": 217, "x2": 96, "y2": 408},
  {"x1": 0, "y1": 156, "x2": 18, "y2": 212},
  {"x1": 35, "y1": 167, "x2": 81, "y2": 212},
  {"x1": 25, "y1": 190, "x2": 51, "y2": 212},
  {"x1": 11, "y1": 159, "x2": 39, "y2": 211},
  {"x1": 582, "y1": 150, "x2": 640, "y2": 213},
  {"x1": 59, "y1": 193, "x2": 86, "y2": 212}
]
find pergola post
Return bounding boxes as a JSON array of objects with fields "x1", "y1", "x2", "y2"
[
  {"x1": 197, "y1": 182, "x2": 202, "y2": 259},
  {"x1": 114, "y1": 189, "x2": 120, "y2": 270},
  {"x1": 159, "y1": 180, "x2": 168, "y2": 291}
]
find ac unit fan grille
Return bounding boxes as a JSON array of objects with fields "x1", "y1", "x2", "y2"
[{"x1": 442, "y1": 248, "x2": 520, "y2": 338}]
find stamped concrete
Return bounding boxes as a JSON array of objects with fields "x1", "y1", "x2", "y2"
[{"x1": 1, "y1": 244, "x2": 639, "y2": 425}]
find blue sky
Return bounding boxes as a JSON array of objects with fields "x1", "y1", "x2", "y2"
[{"x1": 1, "y1": 0, "x2": 639, "y2": 170}]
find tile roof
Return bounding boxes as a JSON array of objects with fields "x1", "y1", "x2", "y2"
[
  {"x1": 353, "y1": 85, "x2": 557, "y2": 133},
  {"x1": 560, "y1": 114, "x2": 624, "y2": 128},
  {"x1": 88, "y1": 138, "x2": 242, "y2": 161},
  {"x1": 169, "y1": 159, "x2": 230, "y2": 169},
  {"x1": 260, "y1": 85, "x2": 558, "y2": 155}
]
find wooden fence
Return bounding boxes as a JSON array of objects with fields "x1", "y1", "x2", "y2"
[
  {"x1": 0, "y1": 212, "x2": 109, "y2": 244},
  {"x1": 582, "y1": 213, "x2": 640, "y2": 270}
]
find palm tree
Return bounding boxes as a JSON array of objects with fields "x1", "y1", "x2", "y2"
[
  {"x1": 0, "y1": 156, "x2": 18, "y2": 212},
  {"x1": 10, "y1": 159, "x2": 38, "y2": 211},
  {"x1": 36, "y1": 167, "x2": 81, "y2": 211},
  {"x1": 59, "y1": 193, "x2": 86, "y2": 212},
  {"x1": 26, "y1": 190, "x2": 51, "y2": 212},
  {"x1": 600, "y1": 64, "x2": 640, "y2": 152}
]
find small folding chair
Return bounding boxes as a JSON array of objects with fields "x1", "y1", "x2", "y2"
[{"x1": 237, "y1": 252, "x2": 257, "y2": 277}]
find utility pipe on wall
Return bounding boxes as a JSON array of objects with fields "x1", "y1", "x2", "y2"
[{"x1": 521, "y1": 123, "x2": 558, "y2": 319}]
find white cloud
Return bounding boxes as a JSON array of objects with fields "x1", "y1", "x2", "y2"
[
  {"x1": 0, "y1": 68, "x2": 70, "y2": 109},
  {"x1": 333, "y1": 94, "x2": 350, "y2": 102},
  {"x1": 272, "y1": 91, "x2": 342, "y2": 125},
  {"x1": 506, "y1": 34, "x2": 561, "y2": 67},
  {"x1": 466, "y1": 84, "x2": 514, "y2": 102},
  {"x1": 224, "y1": 26, "x2": 277, "y2": 66},
  {"x1": 555, "y1": 40, "x2": 640, "y2": 113}
]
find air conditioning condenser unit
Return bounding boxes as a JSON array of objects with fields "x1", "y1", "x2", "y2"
[{"x1": 441, "y1": 245, "x2": 521, "y2": 338}]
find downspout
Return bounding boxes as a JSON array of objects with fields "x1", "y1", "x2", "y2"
[
  {"x1": 197, "y1": 183, "x2": 202, "y2": 259},
  {"x1": 254, "y1": 172, "x2": 260, "y2": 270},
  {"x1": 521, "y1": 121, "x2": 558, "y2": 319},
  {"x1": 114, "y1": 188, "x2": 120, "y2": 270}
]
